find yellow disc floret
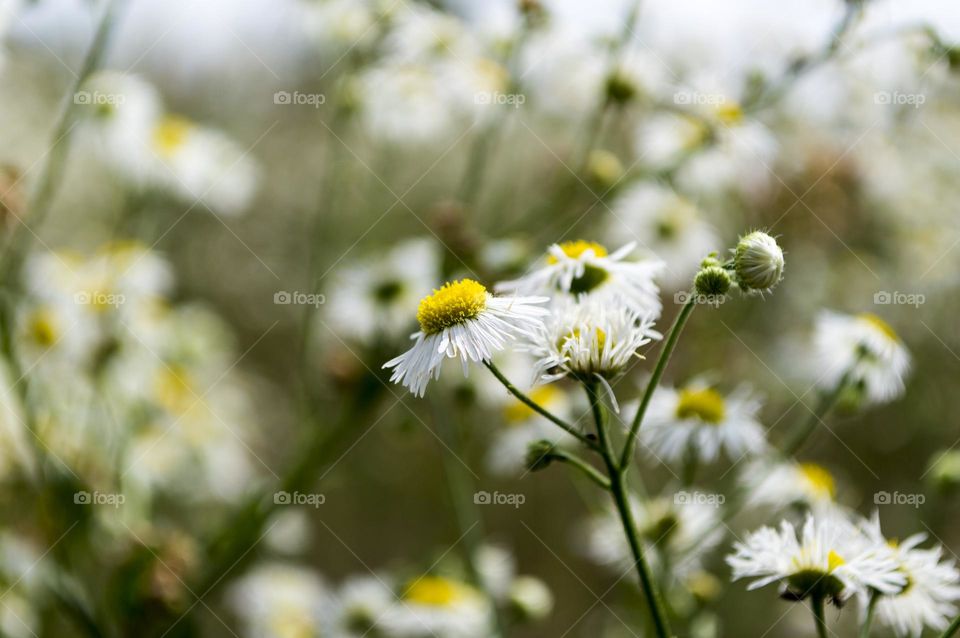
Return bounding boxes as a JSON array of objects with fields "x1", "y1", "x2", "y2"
[
  {"x1": 548, "y1": 240, "x2": 608, "y2": 264},
  {"x1": 675, "y1": 387, "x2": 726, "y2": 424},
  {"x1": 416, "y1": 279, "x2": 488, "y2": 335},
  {"x1": 153, "y1": 115, "x2": 194, "y2": 158},
  {"x1": 799, "y1": 462, "x2": 836, "y2": 500},
  {"x1": 827, "y1": 550, "x2": 845, "y2": 572},
  {"x1": 403, "y1": 576, "x2": 473, "y2": 607}
]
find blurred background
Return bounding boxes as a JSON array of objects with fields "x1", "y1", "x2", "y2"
[{"x1": 0, "y1": 0, "x2": 959, "y2": 636}]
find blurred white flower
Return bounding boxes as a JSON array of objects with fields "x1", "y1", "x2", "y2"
[
  {"x1": 380, "y1": 575, "x2": 492, "y2": 638},
  {"x1": 326, "y1": 575, "x2": 395, "y2": 637},
  {"x1": 383, "y1": 279, "x2": 548, "y2": 397},
  {"x1": 813, "y1": 311, "x2": 911, "y2": 406},
  {"x1": 498, "y1": 240, "x2": 664, "y2": 319},
  {"x1": 486, "y1": 383, "x2": 574, "y2": 476},
  {"x1": 586, "y1": 494, "x2": 724, "y2": 578},
  {"x1": 635, "y1": 382, "x2": 767, "y2": 464},
  {"x1": 607, "y1": 182, "x2": 720, "y2": 287},
  {"x1": 228, "y1": 563, "x2": 330, "y2": 638},
  {"x1": 325, "y1": 237, "x2": 441, "y2": 344},
  {"x1": 742, "y1": 459, "x2": 839, "y2": 513}
]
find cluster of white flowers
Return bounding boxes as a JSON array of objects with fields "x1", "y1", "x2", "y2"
[{"x1": 229, "y1": 544, "x2": 553, "y2": 638}]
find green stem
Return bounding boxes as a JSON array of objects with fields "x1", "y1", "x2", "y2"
[
  {"x1": 781, "y1": 374, "x2": 849, "y2": 457},
  {"x1": 432, "y1": 402, "x2": 507, "y2": 638},
  {"x1": 811, "y1": 594, "x2": 829, "y2": 638},
  {"x1": 586, "y1": 382, "x2": 672, "y2": 638},
  {"x1": 484, "y1": 361, "x2": 597, "y2": 450},
  {"x1": 859, "y1": 591, "x2": 878, "y2": 638},
  {"x1": 941, "y1": 613, "x2": 960, "y2": 638},
  {"x1": 619, "y1": 297, "x2": 696, "y2": 473},
  {"x1": 549, "y1": 448, "x2": 611, "y2": 490}
]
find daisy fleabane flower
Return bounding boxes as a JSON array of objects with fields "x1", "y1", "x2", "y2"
[
  {"x1": 858, "y1": 514, "x2": 960, "y2": 637},
  {"x1": 813, "y1": 311, "x2": 911, "y2": 406},
  {"x1": 727, "y1": 513, "x2": 906, "y2": 604},
  {"x1": 635, "y1": 382, "x2": 768, "y2": 463},
  {"x1": 497, "y1": 240, "x2": 664, "y2": 319},
  {"x1": 383, "y1": 279, "x2": 548, "y2": 397},
  {"x1": 743, "y1": 459, "x2": 839, "y2": 513},
  {"x1": 525, "y1": 300, "x2": 659, "y2": 391}
]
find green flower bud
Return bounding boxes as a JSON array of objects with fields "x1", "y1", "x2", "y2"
[
  {"x1": 605, "y1": 71, "x2": 637, "y2": 105},
  {"x1": 733, "y1": 231, "x2": 784, "y2": 294},
  {"x1": 694, "y1": 265, "x2": 731, "y2": 298},
  {"x1": 525, "y1": 440, "x2": 556, "y2": 472}
]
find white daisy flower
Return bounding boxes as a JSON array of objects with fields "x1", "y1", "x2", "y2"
[
  {"x1": 635, "y1": 382, "x2": 768, "y2": 464},
  {"x1": 607, "y1": 182, "x2": 720, "y2": 288},
  {"x1": 383, "y1": 279, "x2": 548, "y2": 397},
  {"x1": 301, "y1": 0, "x2": 380, "y2": 56},
  {"x1": 498, "y1": 240, "x2": 664, "y2": 319},
  {"x1": 148, "y1": 114, "x2": 260, "y2": 216},
  {"x1": 486, "y1": 384, "x2": 574, "y2": 476},
  {"x1": 227, "y1": 563, "x2": 330, "y2": 638},
  {"x1": 379, "y1": 575, "x2": 493, "y2": 638},
  {"x1": 326, "y1": 575, "x2": 395, "y2": 637},
  {"x1": 859, "y1": 514, "x2": 960, "y2": 637},
  {"x1": 585, "y1": 494, "x2": 724, "y2": 579},
  {"x1": 325, "y1": 237, "x2": 441, "y2": 344},
  {"x1": 727, "y1": 513, "x2": 906, "y2": 603},
  {"x1": 524, "y1": 299, "x2": 659, "y2": 392},
  {"x1": 813, "y1": 311, "x2": 911, "y2": 406},
  {"x1": 743, "y1": 459, "x2": 839, "y2": 513}
]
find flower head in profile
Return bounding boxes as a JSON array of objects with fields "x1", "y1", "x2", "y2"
[
  {"x1": 497, "y1": 240, "x2": 664, "y2": 319},
  {"x1": 636, "y1": 382, "x2": 767, "y2": 463},
  {"x1": 727, "y1": 513, "x2": 905, "y2": 604},
  {"x1": 524, "y1": 299, "x2": 659, "y2": 390},
  {"x1": 813, "y1": 311, "x2": 911, "y2": 406},
  {"x1": 743, "y1": 460, "x2": 839, "y2": 513},
  {"x1": 383, "y1": 279, "x2": 548, "y2": 397}
]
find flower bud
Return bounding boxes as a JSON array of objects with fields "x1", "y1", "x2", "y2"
[
  {"x1": 585, "y1": 150, "x2": 624, "y2": 188},
  {"x1": 694, "y1": 265, "x2": 731, "y2": 298},
  {"x1": 733, "y1": 231, "x2": 784, "y2": 293},
  {"x1": 928, "y1": 449, "x2": 960, "y2": 492},
  {"x1": 605, "y1": 71, "x2": 637, "y2": 105},
  {"x1": 525, "y1": 440, "x2": 556, "y2": 472},
  {"x1": 508, "y1": 576, "x2": 554, "y2": 622}
]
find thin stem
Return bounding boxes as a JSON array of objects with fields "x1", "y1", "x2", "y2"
[
  {"x1": 859, "y1": 591, "x2": 878, "y2": 638},
  {"x1": 484, "y1": 361, "x2": 597, "y2": 450},
  {"x1": 586, "y1": 382, "x2": 672, "y2": 638},
  {"x1": 549, "y1": 449, "x2": 611, "y2": 490},
  {"x1": 781, "y1": 374, "x2": 849, "y2": 457},
  {"x1": 811, "y1": 594, "x2": 829, "y2": 638},
  {"x1": 619, "y1": 297, "x2": 696, "y2": 473},
  {"x1": 941, "y1": 613, "x2": 960, "y2": 638}
]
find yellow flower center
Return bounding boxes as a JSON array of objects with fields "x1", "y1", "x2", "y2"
[
  {"x1": 504, "y1": 385, "x2": 562, "y2": 423},
  {"x1": 799, "y1": 462, "x2": 836, "y2": 500},
  {"x1": 547, "y1": 240, "x2": 608, "y2": 264},
  {"x1": 153, "y1": 115, "x2": 194, "y2": 158},
  {"x1": 715, "y1": 101, "x2": 744, "y2": 125},
  {"x1": 154, "y1": 365, "x2": 195, "y2": 414},
  {"x1": 403, "y1": 576, "x2": 471, "y2": 607},
  {"x1": 675, "y1": 387, "x2": 725, "y2": 424},
  {"x1": 416, "y1": 279, "x2": 487, "y2": 335},
  {"x1": 858, "y1": 313, "x2": 900, "y2": 342},
  {"x1": 27, "y1": 308, "x2": 59, "y2": 348},
  {"x1": 827, "y1": 550, "x2": 845, "y2": 572}
]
